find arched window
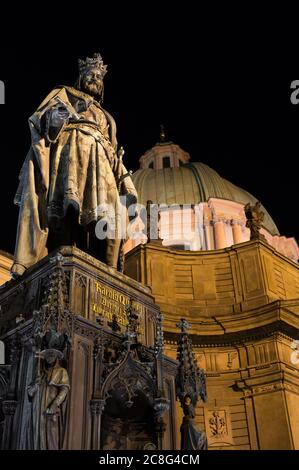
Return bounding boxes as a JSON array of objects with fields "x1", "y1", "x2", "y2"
[
  {"x1": 163, "y1": 156, "x2": 171, "y2": 168},
  {"x1": 148, "y1": 161, "x2": 154, "y2": 169}
]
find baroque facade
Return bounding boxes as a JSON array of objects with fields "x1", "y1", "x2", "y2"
[{"x1": 124, "y1": 135, "x2": 299, "y2": 450}]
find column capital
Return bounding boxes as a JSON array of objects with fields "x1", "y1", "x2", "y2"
[
  {"x1": 212, "y1": 217, "x2": 226, "y2": 225},
  {"x1": 90, "y1": 399, "x2": 106, "y2": 415},
  {"x1": 231, "y1": 219, "x2": 243, "y2": 226}
]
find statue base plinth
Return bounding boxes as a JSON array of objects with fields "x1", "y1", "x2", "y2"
[
  {"x1": 0, "y1": 246, "x2": 178, "y2": 450},
  {"x1": 0, "y1": 245, "x2": 159, "y2": 344}
]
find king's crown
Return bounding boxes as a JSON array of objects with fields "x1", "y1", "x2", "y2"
[{"x1": 78, "y1": 53, "x2": 107, "y2": 78}]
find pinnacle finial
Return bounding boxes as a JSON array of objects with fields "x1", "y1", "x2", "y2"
[
  {"x1": 176, "y1": 318, "x2": 191, "y2": 333},
  {"x1": 159, "y1": 124, "x2": 166, "y2": 143}
]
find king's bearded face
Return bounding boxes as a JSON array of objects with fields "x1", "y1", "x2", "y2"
[{"x1": 81, "y1": 67, "x2": 103, "y2": 97}]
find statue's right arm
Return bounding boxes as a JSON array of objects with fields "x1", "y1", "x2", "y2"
[{"x1": 49, "y1": 105, "x2": 70, "y2": 129}]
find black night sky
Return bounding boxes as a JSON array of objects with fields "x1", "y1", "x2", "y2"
[{"x1": 0, "y1": 8, "x2": 298, "y2": 257}]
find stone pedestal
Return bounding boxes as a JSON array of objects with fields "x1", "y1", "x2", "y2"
[{"x1": 0, "y1": 247, "x2": 178, "y2": 450}]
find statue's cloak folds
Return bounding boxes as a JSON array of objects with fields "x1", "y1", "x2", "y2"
[{"x1": 12, "y1": 86, "x2": 137, "y2": 274}]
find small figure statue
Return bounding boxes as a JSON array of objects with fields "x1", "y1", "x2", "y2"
[
  {"x1": 176, "y1": 318, "x2": 207, "y2": 450},
  {"x1": 180, "y1": 395, "x2": 207, "y2": 450},
  {"x1": 27, "y1": 346, "x2": 70, "y2": 450},
  {"x1": 244, "y1": 201, "x2": 266, "y2": 241}
]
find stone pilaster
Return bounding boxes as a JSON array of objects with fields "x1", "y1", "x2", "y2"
[{"x1": 90, "y1": 399, "x2": 106, "y2": 450}]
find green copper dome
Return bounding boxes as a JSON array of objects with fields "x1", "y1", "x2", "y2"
[{"x1": 132, "y1": 161, "x2": 280, "y2": 236}]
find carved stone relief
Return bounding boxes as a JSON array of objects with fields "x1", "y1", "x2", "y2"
[{"x1": 204, "y1": 407, "x2": 234, "y2": 446}]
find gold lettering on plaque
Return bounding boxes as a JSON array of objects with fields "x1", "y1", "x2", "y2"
[{"x1": 92, "y1": 281, "x2": 144, "y2": 332}]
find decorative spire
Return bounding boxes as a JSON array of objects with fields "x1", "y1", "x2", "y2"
[
  {"x1": 175, "y1": 318, "x2": 207, "y2": 450},
  {"x1": 159, "y1": 124, "x2": 166, "y2": 143},
  {"x1": 176, "y1": 318, "x2": 207, "y2": 407},
  {"x1": 42, "y1": 254, "x2": 69, "y2": 325},
  {"x1": 154, "y1": 311, "x2": 164, "y2": 357},
  {"x1": 177, "y1": 318, "x2": 191, "y2": 333},
  {"x1": 33, "y1": 253, "x2": 73, "y2": 351}
]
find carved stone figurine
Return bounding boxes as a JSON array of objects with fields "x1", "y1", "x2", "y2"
[
  {"x1": 180, "y1": 395, "x2": 207, "y2": 450},
  {"x1": 11, "y1": 53, "x2": 137, "y2": 279},
  {"x1": 27, "y1": 348, "x2": 70, "y2": 450},
  {"x1": 176, "y1": 319, "x2": 207, "y2": 450},
  {"x1": 244, "y1": 201, "x2": 266, "y2": 241}
]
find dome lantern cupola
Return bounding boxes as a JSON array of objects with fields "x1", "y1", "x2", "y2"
[{"x1": 139, "y1": 125, "x2": 190, "y2": 170}]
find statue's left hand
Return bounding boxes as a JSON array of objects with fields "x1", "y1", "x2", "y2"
[
  {"x1": 50, "y1": 106, "x2": 70, "y2": 128},
  {"x1": 46, "y1": 403, "x2": 59, "y2": 415}
]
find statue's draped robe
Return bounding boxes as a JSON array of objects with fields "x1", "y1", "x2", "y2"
[
  {"x1": 12, "y1": 86, "x2": 137, "y2": 275},
  {"x1": 180, "y1": 416, "x2": 207, "y2": 450},
  {"x1": 28, "y1": 363, "x2": 70, "y2": 450}
]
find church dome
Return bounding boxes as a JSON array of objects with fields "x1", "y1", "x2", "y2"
[{"x1": 133, "y1": 161, "x2": 280, "y2": 236}]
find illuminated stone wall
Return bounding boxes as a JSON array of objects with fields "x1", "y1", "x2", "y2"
[
  {"x1": 125, "y1": 239, "x2": 299, "y2": 449},
  {"x1": 0, "y1": 251, "x2": 12, "y2": 285}
]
